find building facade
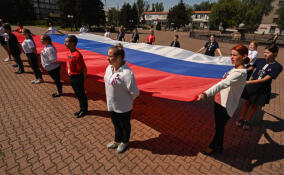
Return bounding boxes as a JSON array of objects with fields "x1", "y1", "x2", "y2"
[
  {"x1": 32, "y1": 0, "x2": 60, "y2": 19},
  {"x1": 191, "y1": 11, "x2": 210, "y2": 29},
  {"x1": 256, "y1": 0, "x2": 284, "y2": 34},
  {"x1": 142, "y1": 12, "x2": 168, "y2": 25}
]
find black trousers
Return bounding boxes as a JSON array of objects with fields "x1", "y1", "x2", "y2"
[
  {"x1": 12, "y1": 53, "x2": 24, "y2": 72},
  {"x1": 48, "y1": 66, "x2": 62, "y2": 94},
  {"x1": 209, "y1": 102, "x2": 231, "y2": 151},
  {"x1": 69, "y1": 73, "x2": 88, "y2": 112},
  {"x1": 110, "y1": 111, "x2": 132, "y2": 143},
  {"x1": 26, "y1": 53, "x2": 42, "y2": 79}
]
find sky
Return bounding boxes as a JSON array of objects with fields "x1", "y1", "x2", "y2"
[{"x1": 104, "y1": 0, "x2": 217, "y2": 11}]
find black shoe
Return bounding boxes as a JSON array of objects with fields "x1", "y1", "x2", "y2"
[
  {"x1": 74, "y1": 111, "x2": 81, "y2": 116},
  {"x1": 76, "y1": 111, "x2": 88, "y2": 118},
  {"x1": 52, "y1": 93, "x2": 62, "y2": 98},
  {"x1": 12, "y1": 64, "x2": 18, "y2": 67},
  {"x1": 15, "y1": 70, "x2": 24, "y2": 74}
]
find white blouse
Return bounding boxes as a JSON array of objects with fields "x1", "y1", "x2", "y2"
[
  {"x1": 22, "y1": 39, "x2": 35, "y2": 54},
  {"x1": 248, "y1": 50, "x2": 258, "y2": 65},
  {"x1": 104, "y1": 64, "x2": 139, "y2": 113},
  {"x1": 40, "y1": 44, "x2": 60, "y2": 71},
  {"x1": 205, "y1": 68, "x2": 247, "y2": 117}
]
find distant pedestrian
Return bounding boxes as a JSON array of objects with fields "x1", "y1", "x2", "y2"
[
  {"x1": 40, "y1": 35, "x2": 63, "y2": 98},
  {"x1": 247, "y1": 41, "x2": 258, "y2": 66},
  {"x1": 130, "y1": 28, "x2": 139, "y2": 43},
  {"x1": 0, "y1": 19, "x2": 12, "y2": 62},
  {"x1": 105, "y1": 44, "x2": 139, "y2": 153},
  {"x1": 146, "y1": 29, "x2": 155, "y2": 45},
  {"x1": 79, "y1": 25, "x2": 88, "y2": 33},
  {"x1": 170, "y1": 34, "x2": 180, "y2": 48},
  {"x1": 104, "y1": 27, "x2": 110, "y2": 38},
  {"x1": 198, "y1": 44, "x2": 249, "y2": 155},
  {"x1": 44, "y1": 22, "x2": 64, "y2": 35},
  {"x1": 237, "y1": 45, "x2": 283, "y2": 130},
  {"x1": 22, "y1": 29, "x2": 43, "y2": 84},
  {"x1": 116, "y1": 26, "x2": 125, "y2": 41},
  {"x1": 64, "y1": 35, "x2": 88, "y2": 118},
  {"x1": 14, "y1": 23, "x2": 23, "y2": 33},
  {"x1": 197, "y1": 34, "x2": 222, "y2": 56},
  {"x1": 3, "y1": 23, "x2": 25, "y2": 74}
]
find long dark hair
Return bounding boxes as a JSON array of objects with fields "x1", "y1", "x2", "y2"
[
  {"x1": 42, "y1": 34, "x2": 56, "y2": 51},
  {"x1": 23, "y1": 29, "x2": 36, "y2": 49}
]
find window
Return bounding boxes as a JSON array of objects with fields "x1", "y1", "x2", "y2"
[
  {"x1": 273, "y1": 18, "x2": 278, "y2": 23},
  {"x1": 270, "y1": 26, "x2": 276, "y2": 33}
]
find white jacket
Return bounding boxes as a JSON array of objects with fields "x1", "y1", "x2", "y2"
[
  {"x1": 205, "y1": 68, "x2": 247, "y2": 117},
  {"x1": 40, "y1": 44, "x2": 60, "y2": 71},
  {"x1": 104, "y1": 64, "x2": 140, "y2": 113}
]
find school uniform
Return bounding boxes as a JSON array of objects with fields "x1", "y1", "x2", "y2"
[
  {"x1": 22, "y1": 38, "x2": 42, "y2": 80},
  {"x1": 242, "y1": 58, "x2": 283, "y2": 106},
  {"x1": 7, "y1": 32, "x2": 24, "y2": 72},
  {"x1": 104, "y1": 63, "x2": 139, "y2": 143},
  {"x1": 0, "y1": 26, "x2": 7, "y2": 46},
  {"x1": 204, "y1": 68, "x2": 247, "y2": 151},
  {"x1": 131, "y1": 33, "x2": 139, "y2": 43},
  {"x1": 170, "y1": 41, "x2": 180, "y2": 48},
  {"x1": 204, "y1": 41, "x2": 219, "y2": 56},
  {"x1": 117, "y1": 32, "x2": 125, "y2": 41},
  {"x1": 41, "y1": 44, "x2": 62, "y2": 94},
  {"x1": 66, "y1": 50, "x2": 88, "y2": 113},
  {"x1": 48, "y1": 27, "x2": 57, "y2": 34},
  {"x1": 146, "y1": 34, "x2": 155, "y2": 45}
]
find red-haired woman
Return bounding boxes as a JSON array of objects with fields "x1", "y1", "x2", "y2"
[{"x1": 197, "y1": 44, "x2": 249, "y2": 155}]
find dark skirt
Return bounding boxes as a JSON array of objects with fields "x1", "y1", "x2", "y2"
[{"x1": 241, "y1": 82, "x2": 271, "y2": 106}]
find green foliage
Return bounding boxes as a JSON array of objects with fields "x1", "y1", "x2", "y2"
[
  {"x1": 119, "y1": 3, "x2": 139, "y2": 29},
  {"x1": 242, "y1": 0, "x2": 274, "y2": 32},
  {"x1": 209, "y1": 0, "x2": 274, "y2": 32},
  {"x1": 107, "y1": 8, "x2": 120, "y2": 26},
  {"x1": 136, "y1": 0, "x2": 150, "y2": 18},
  {"x1": 277, "y1": 5, "x2": 284, "y2": 33},
  {"x1": 0, "y1": 0, "x2": 35, "y2": 23},
  {"x1": 58, "y1": 0, "x2": 105, "y2": 28},
  {"x1": 156, "y1": 22, "x2": 161, "y2": 30},
  {"x1": 167, "y1": 0, "x2": 190, "y2": 29},
  {"x1": 193, "y1": 1, "x2": 214, "y2": 11},
  {"x1": 151, "y1": 2, "x2": 164, "y2": 12},
  {"x1": 209, "y1": 0, "x2": 243, "y2": 30}
]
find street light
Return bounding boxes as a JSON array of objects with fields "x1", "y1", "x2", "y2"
[{"x1": 67, "y1": 15, "x2": 74, "y2": 31}]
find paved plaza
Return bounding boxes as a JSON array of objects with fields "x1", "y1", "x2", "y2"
[{"x1": 0, "y1": 26, "x2": 283, "y2": 174}]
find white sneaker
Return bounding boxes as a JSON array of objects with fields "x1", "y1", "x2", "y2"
[
  {"x1": 34, "y1": 79, "x2": 43, "y2": 84},
  {"x1": 107, "y1": 141, "x2": 119, "y2": 149},
  {"x1": 4, "y1": 58, "x2": 10, "y2": 62},
  {"x1": 31, "y1": 79, "x2": 37, "y2": 84},
  {"x1": 117, "y1": 142, "x2": 128, "y2": 153}
]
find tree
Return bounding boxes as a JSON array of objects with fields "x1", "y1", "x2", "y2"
[
  {"x1": 151, "y1": 2, "x2": 164, "y2": 12},
  {"x1": 119, "y1": 3, "x2": 138, "y2": 29},
  {"x1": 0, "y1": 0, "x2": 35, "y2": 23},
  {"x1": 209, "y1": 0, "x2": 243, "y2": 31},
  {"x1": 107, "y1": 8, "x2": 120, "y2": 26},
  {"x1": 136, "y1": 0, "x2": 150, "y2": 19},
  {"x1": 75, "y1": 0, "x2": 105, "y2": 27},
  {"x1": 167, "y1": 0, "x2": 189, "y2": 29},
  {"x1": 193, "y1": 1, "x2": 214, "y2": 11},
  {"x1": 242, "y1": 0, "x2": 274, "y2": 32},
  {"x1": 277, "y1": 5, "x2": 284, "y2": 34}
]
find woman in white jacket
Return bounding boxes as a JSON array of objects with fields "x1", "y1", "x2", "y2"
[
  {"x1": 40, "y1": 35, "x2": 63, "y2": 98},
  {"x1": 104, "y1": 44, "x2": 139, "y2": 153},
  {"x1": 198, "y1": 44, "x2": 249, "y2": 155}
]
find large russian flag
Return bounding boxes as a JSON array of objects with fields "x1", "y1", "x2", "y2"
[{"x1": 15, "y1": 33, "x2": 233, "y2": 102}]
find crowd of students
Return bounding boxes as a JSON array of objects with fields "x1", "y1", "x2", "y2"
[{"x1": 0, "y1": 20, "x2": 283, "y2": 155}]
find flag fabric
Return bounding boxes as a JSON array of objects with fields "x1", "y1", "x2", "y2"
[{"x1": 15, "y1": 33, "x2": 233, "y2": 102}]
